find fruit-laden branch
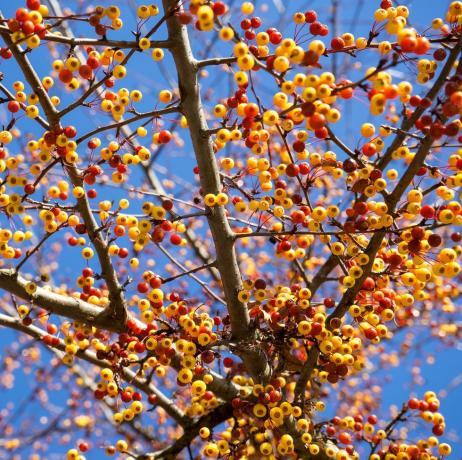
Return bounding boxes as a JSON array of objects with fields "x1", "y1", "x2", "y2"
[
  {"x1": 75, "y1": 105, "x2": 181, "y2": 145},
  {"x1": 43, "y1": 0, "x2": 220, "y2": 285},
  {"x1": 54, "y1": 4, "x2": 178, "y2": 120},
  {"x1": 0, "y1": 312, "x2": 189, "y2": 427},
  {"x1": 291, "y1": 31, "x2": 462, "y2": 310},
  {"x1": 293, "y1": 36, "x2": 462, "y2": 404},
  {"x1": 69, "y1": 360, "x2": 161, "y2": 446},
  {"x1": 0, "y1": 311, "x2": 245, "y2": 460},
  {"x1": 374, "y1": 36, "x2": 462, "y2": 174},
  {"x1": 0, "y1": 269, "x2": 124, "y2": 331},
  {"x1": 138, "y1": 402, "x2": 233, "y2": 460},
  {"x1": 0, "y1": 81, "x2": 50, "y2": 129},
  {"x1": 0, "y1": 25, "x2": 172, "y2": 49},
  {"x1": 162, "y1": 0, "x2": 271, "y2": 383},
  {"x1": 0, "y1": 20, "x2": 128, "y2": 325}
]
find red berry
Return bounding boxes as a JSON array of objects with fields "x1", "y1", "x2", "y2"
[
  {"x1": 59, "y1": 69, "x2": 73, "y2": 84},
  {"x1": 137, "y1": 282, "x2": 149, "y2": 293},
  {"x1": 251, "y1": 17, "x2": 262, "y2": 29},
  {"x1": 170, "y1": 234, "x2": 182, "y2": 245},
  {"x1": 64, "y1": 125, "x2": 77, "y2": 138},
  {"x1": 368, "y1": 414, "x2": 378, "y2": 424},
  {"x1": 331, "y1": 37, "x2": 345, "y2": 50},
  {"x1": 21, "y1": 21, "x2": 35, "y2": 36},
  {"x1": 269, "y1": 31, "x2": 282, "y2": 44},
  {"x1": 432, "y1": 424, "x2": 444, "y2": 436},
  {"x1": 34, "y1": 23, "x2": 47, "y2": 38},
  {"x1": 159, "y1": 130, "x2": 172, "y2": 144},
  {"x1": 24, "y1": 183, "x2": 36, "y2": 195},
  {"x1": 433, "y1": 48, "x2": 447, "y2": 61},
  {"x1": 212, "y1": 2, "x2": 226, "y2": 15},
  {"x1": 16, "y1": 8, "x2": 29, "y2": 22},
  {"x1": 241, "y1": 19, "x2": 252, "y2": 30},
  {"x1": 118, "y1": 248, "x2": 129, "y2": 258},
  {"x1": 286, "y1": 163, "x2": 300, "y2": 177},
  {"x1": 304, "y1": 10, "x2": 317, "y2": 23},
  {"x1": 365, "y1": 327, "x2": 378, "y2": 340},
  {"x1": 27, "y1": 0, "x2": 41, "y2": 9},
  {"x1": 361, "y1": 142, "x2": 377, "y2": 157},
  {"x1": 121, "y1": 391, "x2": 132, "y2": 402},
  {"x1": 428, "y1": 234, "x2": 442, "y2": 247},
  {"x1": 78, "y1": 442, "x2": 89, "y2": 453},
  {"x1": 8, "y1": 97, "x2": 21, "y2": 113}
]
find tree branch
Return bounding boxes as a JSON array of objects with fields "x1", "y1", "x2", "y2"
[
  {"x1": 162, "y1": 0, "x2": 271, "y2": 382},
  {"x1": 0, "y1": 19, "x2": 128, "y2": 325},
  {"x1": 0, "y1": 312, "x2": 189, "y2": 426}
]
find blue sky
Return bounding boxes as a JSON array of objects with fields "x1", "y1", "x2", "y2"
[{"x1": 0, "y1": 0, "x2": 461, "y2": 458}]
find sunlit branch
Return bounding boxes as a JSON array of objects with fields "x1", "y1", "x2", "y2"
[
  {"x1": 138, "y1": 402, "x2": 233, "y2": 460},
  {"x1": 0, "y1": 269, "x2": 123, "y2": 331},
  {"x1": 0, "y1": 312, "x2": 189, "y2": 427},
  {"x1": 326, "y1": 126, "x2": 364, "y2": 166}
]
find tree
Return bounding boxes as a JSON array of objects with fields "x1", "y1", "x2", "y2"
[{"x1": 0, "y1": 0, "x2": 460, "y2": 458}]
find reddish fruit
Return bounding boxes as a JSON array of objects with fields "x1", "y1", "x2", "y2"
[
  {"x1": 428, "y1": 234, "x2": 442, "y2": 247},
  {"x1": 305, "y1": 10, "x2": 317, "y2": 23},
  {"x1": 64, "y1": 126, "x2": 77, "y2": 138},
  {"x1": 433, "y1": 48, "x2": 447, "y2": 61},
  {"x1": 78, "y1": 442, "x2": 89, "y2": 452},
  {"x1": 21, "y1": 21, "x2": 35, "y2": 36},
  {"x1": 309, "y1": 113, "x2": 326, "y2": 130},
  {"x1": 137, "y1": 282, "x2": 149, "y2": 293},
  {"x1": 400, "y1": 36, "x2": 417, "y2": 52},
  {"x1": 79, "y1": 65, "x2": 93, "y2": 80},
  {"x1": 159, "y1": 130, "x2": 172, "y2": 144},
  {"x1": 338, "y1": 432, "x2": 352, "y2": 445},
  {"x1": 121, "y1": 391, "x2": 132, "y2": 402},
  {"x1": 362, "y1": 277, "x2": 375, "y2": 291},
  {"x1": 309, "y1": 21, "x2": 322, "y2": 35},
  {"x1": 331, "y1": 37, "x2": 345, "y2": 50},
  {"x1": 118, "y1": 248, "x2": 129, "y2": 258},
  {"x1": 59, "y1": 69, "x2": 73, "y2": 84},
  {"x1": 24, "y1": 183, "x2": 36, "y2": 195},
  {"x1": 16, "y1": 8, "x2": 29, "y2": 22},
  {"x1": 213, "y1": 2, "x2": 226, "y2": 15},
  {"x1": 27, "y1": 0, "x2": 41, "y2": 9},
  {"x1": 365, "y1": 327, "x2": 378, "y2": 340},
  {"x1": 286, "y1": 163, "x2": 300, "y2": 177},
  {"x1": 241, "y1": 19, "x2": 252, "y2": 30},
  {"x1": 251, "y1": 17, "x2": 262, "y2": 29},
  {"x1": 269, "y1": 31, "x2": 282, "y2": 44},
  {"x1": 362, "y1": 142, "x2": 377, "y2": 157}
]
